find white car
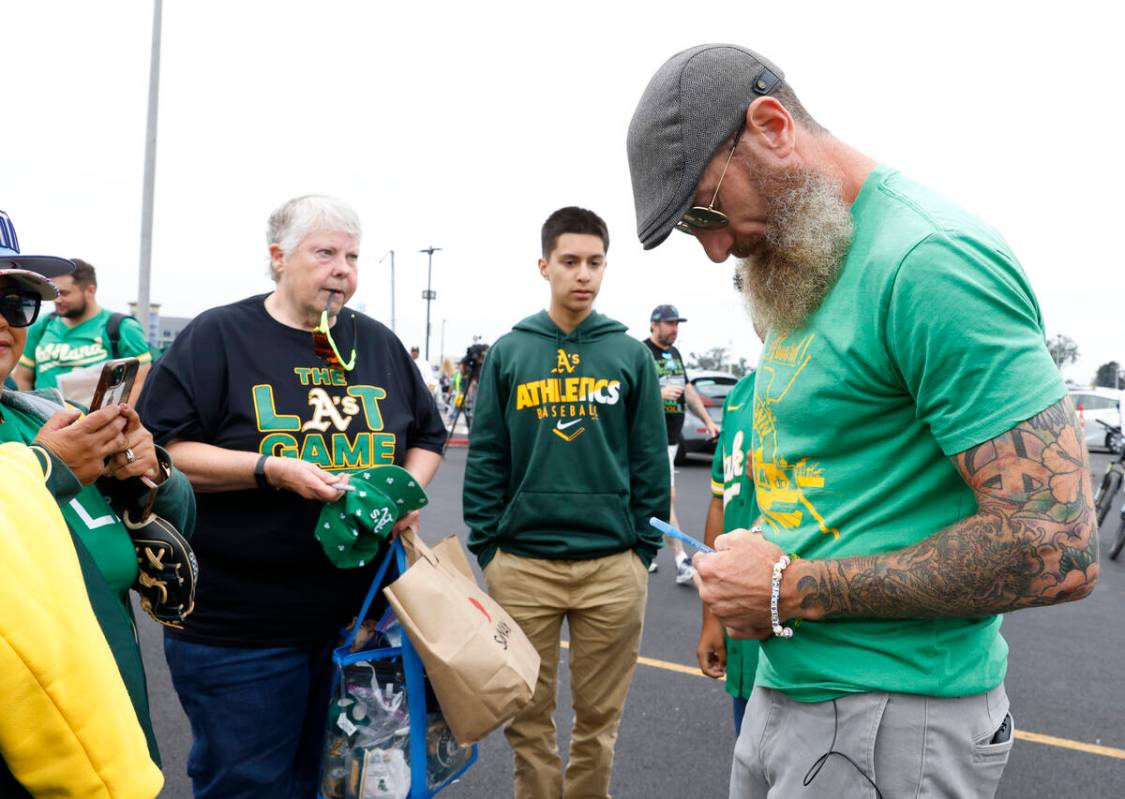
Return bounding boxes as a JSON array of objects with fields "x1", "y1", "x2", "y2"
[{"x1": 1070, "y1": 387, "x2": 1124, "y2": 453}]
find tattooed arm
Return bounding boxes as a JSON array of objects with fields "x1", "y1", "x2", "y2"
[
  {"x1": 696, "y1": 397, "x2": 1099, "y2": 638},
  {"x1": 782, "y1": 397, "x2": 1099, "y2": 622}
]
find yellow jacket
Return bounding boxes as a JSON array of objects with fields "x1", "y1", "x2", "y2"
[{"x1": 0, "y1": 442, "x2": 163, "y2": 798}]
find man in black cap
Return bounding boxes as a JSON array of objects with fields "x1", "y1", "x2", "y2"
[
  {"x1": 627, "y1": 45, "x2": 1096, "y2": 798},
  {"x1": 644, "y1": 303, "x2": 719, "y2": 584}
]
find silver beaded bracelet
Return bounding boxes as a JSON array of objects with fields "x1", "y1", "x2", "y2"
[{"x1": 770, "y1": 554, "x2": 794, "y2": 638}]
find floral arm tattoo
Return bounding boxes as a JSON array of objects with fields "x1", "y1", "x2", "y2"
[{"x1": 792, "y1": 397, "x2": 1099, "y2": 619}]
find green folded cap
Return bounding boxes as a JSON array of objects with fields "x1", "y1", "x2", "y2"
[{"x1": 315, "y1": 465, "x2": 429, "y2": 568}]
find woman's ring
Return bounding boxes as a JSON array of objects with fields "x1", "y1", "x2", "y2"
[{"x1": 125, "y1": 448, "x2": 137, "y2": 464}]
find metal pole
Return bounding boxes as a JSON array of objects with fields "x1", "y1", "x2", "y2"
[
  {"x1": 419, "y1": 246, "x2": 441, "y2": 361},
  {"x1": 379, "y1": 250, "x2": 395, "y2": 332},
  {"x1": 137, "y1": 0, "x2": 162, "y2": 343}
]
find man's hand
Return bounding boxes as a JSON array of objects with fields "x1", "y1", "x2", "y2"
[
  {"x1": 660, "y1": 385, "x2": 684, "y2": 401},
  {"x1": 697, "y1": 616, "x2": 727, "y2": 678},
  {"x1": 694, "y1": 529, "x2": 786, "y2": 640},
  {"x1": 264, "y1": 456, "x2": 346, "y2": 501},
  {"x1": 106, "y1": 406, "x2": 163, "y2": 484},
  {"x1": 704, "y1": 418, "x2": 721, "y2": 439},
  {"x1": 33, "y1": 405, "x2": 128, "y2": 484}
]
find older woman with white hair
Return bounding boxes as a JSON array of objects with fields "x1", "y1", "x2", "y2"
[{"x1": 138, "y1": 195, "x2": 446, "y2": 798}]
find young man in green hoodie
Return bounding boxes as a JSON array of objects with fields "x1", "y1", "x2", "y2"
[{"x1": 464, "y1": 206, "x2": 669, "y2": 799}]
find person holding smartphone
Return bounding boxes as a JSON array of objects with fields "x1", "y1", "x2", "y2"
[
  {"x1": 1, "y1": 208, "x2": 196, "y2": 795},
  {"x1": 137, "y1": 195, "x2": 446, "y2": 798},
  {"x1": 0, "y1": 442, "x2": 165, "y2": 798}
]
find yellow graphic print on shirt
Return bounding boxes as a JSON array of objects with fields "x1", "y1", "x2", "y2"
[
  {"x1": 252, "y1": 366, "x2": 397, "y2": 468},
  {"x1": 513, "y1": 348, "x2": 621, "y2": 443},
  {"x1": 753, "y1": 333, "x2": 839, "y2": 539}
]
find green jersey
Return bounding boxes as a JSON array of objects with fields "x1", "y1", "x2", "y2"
[
  {"x1": 0, "y1": 404, "x2": 137, "y2": 594},
  {"x1": 20, "y1": 309, "x2": 151, "y2": 389},
  {"x1": 710, "y1": 372, "x2": 759, "y2": 701},
  {"x1": 752, "y1": 165, "x2": 1066, "y2": 702}
]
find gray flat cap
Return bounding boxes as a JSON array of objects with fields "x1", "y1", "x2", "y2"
[{"x1": 627, "y1": 44, "x2": 784, "y2": 250}]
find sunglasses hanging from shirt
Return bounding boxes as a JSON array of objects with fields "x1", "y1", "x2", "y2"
[{"x1": 312, "y1": 295, "x2": 357, "y2": 371}]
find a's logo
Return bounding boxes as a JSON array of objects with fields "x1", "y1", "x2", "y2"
[
  {"x1": 302, "y1": 387, "x2": 358, "y2": 432},
  {"x1": 550, "y1": 349, "x2": 580, "y2": 374},
  {"x1": 513, "y1": 348, "x2": 621, "y2": 441},
  {"x1": 554, "y1": 418, "x2": 586, "y2": 442},
  {"x1": 369, "y1": 506, "x2": 395, "y2": 535}
]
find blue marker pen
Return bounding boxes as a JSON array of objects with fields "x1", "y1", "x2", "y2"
[{"x1": 648, "y1": 517, "x2": 715, "y2": 554}]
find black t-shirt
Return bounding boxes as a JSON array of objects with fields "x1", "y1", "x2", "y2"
[
  {"x1": 138, "y1": 294, "x2": 446, "y2": 647},
  {"x1": 643, "y1": 338, "x2": 687, "y2": 444}
]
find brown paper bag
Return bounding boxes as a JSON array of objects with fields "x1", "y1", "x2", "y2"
[
  {"x1": 431, "y1": 535, "x2": 475, "y2": 581},
  {"x1": 383, "y1": 530, "x2": 540, "y2": 745},
  {"x1": 401, "y1": 533, "x2": 474, "y2": 581}
]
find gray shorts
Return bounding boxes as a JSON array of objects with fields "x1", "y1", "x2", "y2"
[{"x1": 731, "y1": 683, "x2": 1013, "y2": 799}]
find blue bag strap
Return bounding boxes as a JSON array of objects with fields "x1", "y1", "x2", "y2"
[
  {"x1": 341, "y1": 538, "x2": 400, "y2": 651},
  {"x1": 396, "y1": 539, "x2": 433, "y2": 797}
]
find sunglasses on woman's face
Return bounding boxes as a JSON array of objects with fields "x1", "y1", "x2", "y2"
[
  {"x1": 0, "y1": 289, "x2": 43, "y2": 328},
  {"x1": 311, "y1": 297, "x2": 356, "y2": 371}
]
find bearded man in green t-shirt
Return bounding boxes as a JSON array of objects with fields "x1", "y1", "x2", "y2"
[
  {"x1": 628, "y1": 45, "x2": 1098, "y2": 798},
  {"x1": 14, "y1": 258, "x2": 152, "y2": 405}
]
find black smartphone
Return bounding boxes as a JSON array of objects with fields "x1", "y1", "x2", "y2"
[{"x1": 89, "y1": 357, "x2": 140, "y2": 410}]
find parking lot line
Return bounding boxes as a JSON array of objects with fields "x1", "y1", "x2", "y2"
[
  {"x1": 1011, "y1": 730, "x2": 1125, "y2": 761},
  {"x1": 559, "y1": 641, "x2": 1125, "y2": 761}
]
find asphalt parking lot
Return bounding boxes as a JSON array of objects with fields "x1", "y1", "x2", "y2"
[{"x1": 143, "y1": 447, "x2": 1125, "y2": 798}]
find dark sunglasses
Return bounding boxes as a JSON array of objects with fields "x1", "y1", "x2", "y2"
[
  {"x1": 675, "y1": 127, "x2": 745, "y2": 235},
  {"x1": 312, "y1": 297, "x2": 356, "y2": 371},
  {"x1": 0, "y1": 289, "x2": 43, "y2": 328}
]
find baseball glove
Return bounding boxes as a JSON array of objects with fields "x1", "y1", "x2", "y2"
[{"x1": 123, "y1": 506, "x2": 198, "y2": 629}]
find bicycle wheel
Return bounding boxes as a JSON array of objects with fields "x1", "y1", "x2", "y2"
[
  {"x1": 1109, "y1": 516, "x2": 1125, "y2": 561},
  {"x1": 1094, "y1": 469, "x2": 1122, "y2": 529}
]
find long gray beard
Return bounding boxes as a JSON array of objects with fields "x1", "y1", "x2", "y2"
[{"x1": 735, "y1": 165, "x2": 854, "y2": 335}]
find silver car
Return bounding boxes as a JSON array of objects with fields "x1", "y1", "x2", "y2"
[{"x1": 676, "y1": 370, "x2": 739, "y2": 463}]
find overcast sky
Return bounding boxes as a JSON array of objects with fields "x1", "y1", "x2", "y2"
[{"x1": 5, "y1": 0, "x2": 1122, "y2": 381}]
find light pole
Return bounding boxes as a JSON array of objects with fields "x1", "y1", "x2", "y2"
[
  {"x1": 379, "y1": 250, "x2": 395, "y2": 332},
  {"x1": 419, "y1": 246, "x2": 441, "y2": 361},
  {"x1": 136, "y1": 0, "x2": 163, "y2": 343}
]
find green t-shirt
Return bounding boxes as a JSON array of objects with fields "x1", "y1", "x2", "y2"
[
  {"x1": 0, "y1": 405, "x2": 138, "y2": 595},
  {"x1": 752, "y1": 165, "x2": 1066, "y2": 702},
  {"x1": 20, "y1": 309, "x2": 152, "y2": 389},
  {"x1": 710, "y1": 372, "x2": 760, "y2": 701}
]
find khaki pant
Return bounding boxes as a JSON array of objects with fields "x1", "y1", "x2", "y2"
[{"x1": 484, "y1": 548, "x2": 648, "y2": 799}]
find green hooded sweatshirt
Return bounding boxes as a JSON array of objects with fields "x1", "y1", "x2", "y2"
[{"x1": 464, "y1": 310, "x2": 670, "y2": 568}]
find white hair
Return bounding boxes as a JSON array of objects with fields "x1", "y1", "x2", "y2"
[{"x1": 266, "y1": 194, "x2": 362, "y2": 281}]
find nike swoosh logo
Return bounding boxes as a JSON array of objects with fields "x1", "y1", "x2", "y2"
[
  {"x1": 556, "y1": 419, "x2": 583, "y2": 430},
  {"x1": 726, "y1": 403, "x2": 744, "y2": 411}
]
